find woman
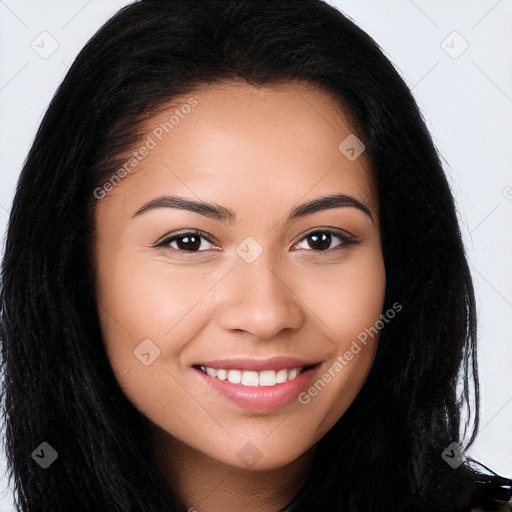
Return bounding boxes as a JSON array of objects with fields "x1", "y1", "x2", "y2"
[{"x1": 1, "y1": 1, "x2": 510, "y2": 511}]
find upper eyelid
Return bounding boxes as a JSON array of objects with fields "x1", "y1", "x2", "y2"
[
  {"x1": 156, "y1": 228, "x2": 356, "y2": 251},
  {"x1": 155, "y1": 229, "x2": 215, "y2": 245},
  {"x1": 297, "y1": 227, "x2": 356, "y2": 242}
]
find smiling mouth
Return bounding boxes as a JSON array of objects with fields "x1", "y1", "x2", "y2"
[{"x1": 193, "y1": 363, "x2": 319, "y2": 387}]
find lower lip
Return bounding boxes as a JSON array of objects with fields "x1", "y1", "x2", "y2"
[{"x1": 194, "y1": 365, "x2": 321, "y2": 412}]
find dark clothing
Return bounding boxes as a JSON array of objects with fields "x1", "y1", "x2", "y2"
[{"x1": 279, "y1": 467, "x2": 512, "y2": 512}]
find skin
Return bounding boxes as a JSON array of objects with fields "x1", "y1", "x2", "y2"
[{"x1": 92, "y1": 80, "x2": 386, "y2": 512}]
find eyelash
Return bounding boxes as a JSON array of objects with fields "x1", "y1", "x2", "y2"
[{"x1": 154, "y1": 229, "x2": 358, "y2": 256}]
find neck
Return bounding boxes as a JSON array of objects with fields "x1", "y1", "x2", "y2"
[{"x1": 150, "y1": 426, "x2": 316, "y2": 512}]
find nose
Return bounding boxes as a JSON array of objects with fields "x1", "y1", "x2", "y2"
[{"x1": 216, "y1": 252, "x2": 305, "y2": 340}]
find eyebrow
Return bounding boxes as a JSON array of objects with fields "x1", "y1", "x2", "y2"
[{"x1": 132, "y1": 193, "x2": 374, "y2": 224}]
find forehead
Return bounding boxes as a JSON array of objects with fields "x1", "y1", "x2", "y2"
[{"x1": 100, "y1": 80, "x2": 377, "y2": 219}]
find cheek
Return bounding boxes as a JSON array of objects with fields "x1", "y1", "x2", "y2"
[
  {"x1": 95, "y1": 250, "x2": 202, "y2": 353},
  {"x1": 292, "y1": 252, "x2": 386, "y2": 429},
  {"x1": 298, "y1": 250, "x2": 386, "y2": 350},
  {"x1": 93, "y1": 254, "x2": 198, "y2": 417}
]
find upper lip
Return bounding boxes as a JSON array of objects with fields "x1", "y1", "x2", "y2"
[{"x1": 193, "y1": 357, "x2": 321, "y2": 372}]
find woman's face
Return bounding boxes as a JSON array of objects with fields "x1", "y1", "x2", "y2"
[{"x1": 93, "y1": 80, "x2": 386, "y2": 471}]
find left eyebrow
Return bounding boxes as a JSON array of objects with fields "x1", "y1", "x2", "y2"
[
  {"x1": 284, "y1": 194, "x2": 374, "y2": 225},
  {"x1": 131, "y1": 193, "x2": 374, "y2": 224}
]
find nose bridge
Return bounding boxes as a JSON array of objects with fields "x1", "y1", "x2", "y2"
[{"x1": 217, "y1": 244, "x2": 304, "y2": 338}]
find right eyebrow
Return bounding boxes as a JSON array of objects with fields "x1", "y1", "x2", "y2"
[{"x1": 132, "y1": 195, "x2": 236, "y2": 224}]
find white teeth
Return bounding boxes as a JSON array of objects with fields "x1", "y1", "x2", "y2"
[
  {"x1": 241, "y1": 371, "x2": 258, "y2": 386},
  {"x1": 259, "y1": 370, "x2": 276, "y2": 386},
  {"x1": 228, "y1": 369, "x2": 241, "y2": 384},
  {"x1": 205, "y1": 367, "x2": 217, "y2": 378},
  {"x1": 275, "y1": 369, "x2": 288, "y2": 384},
  {"x1": 288, "y1": 368, "x2": 299, "y2": 380},
  {"x1": 199, "y1": 366, "x2": 305, "y2": 386}
]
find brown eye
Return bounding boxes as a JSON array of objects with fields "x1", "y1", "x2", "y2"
[
  {"x1": 295, "y1": 230, "x2": 357, "y2": 253},
  {"x1": 307, "y1": 232, "x2": 332, "y2": 251},
  {"x1": 156, "y1": 231, "x2": 217, "y2": 254},
  {"x1": 173, "y1": 233, "x2": 202, "y2": 252}
]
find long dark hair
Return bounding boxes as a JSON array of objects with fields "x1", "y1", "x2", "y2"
[{"x1": 1, "y1": 1, "x2": 510, "y2": 511}]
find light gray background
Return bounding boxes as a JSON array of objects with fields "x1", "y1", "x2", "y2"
[{"x1": 0, "y1": 0, "x2": 511, "y2": 509}]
